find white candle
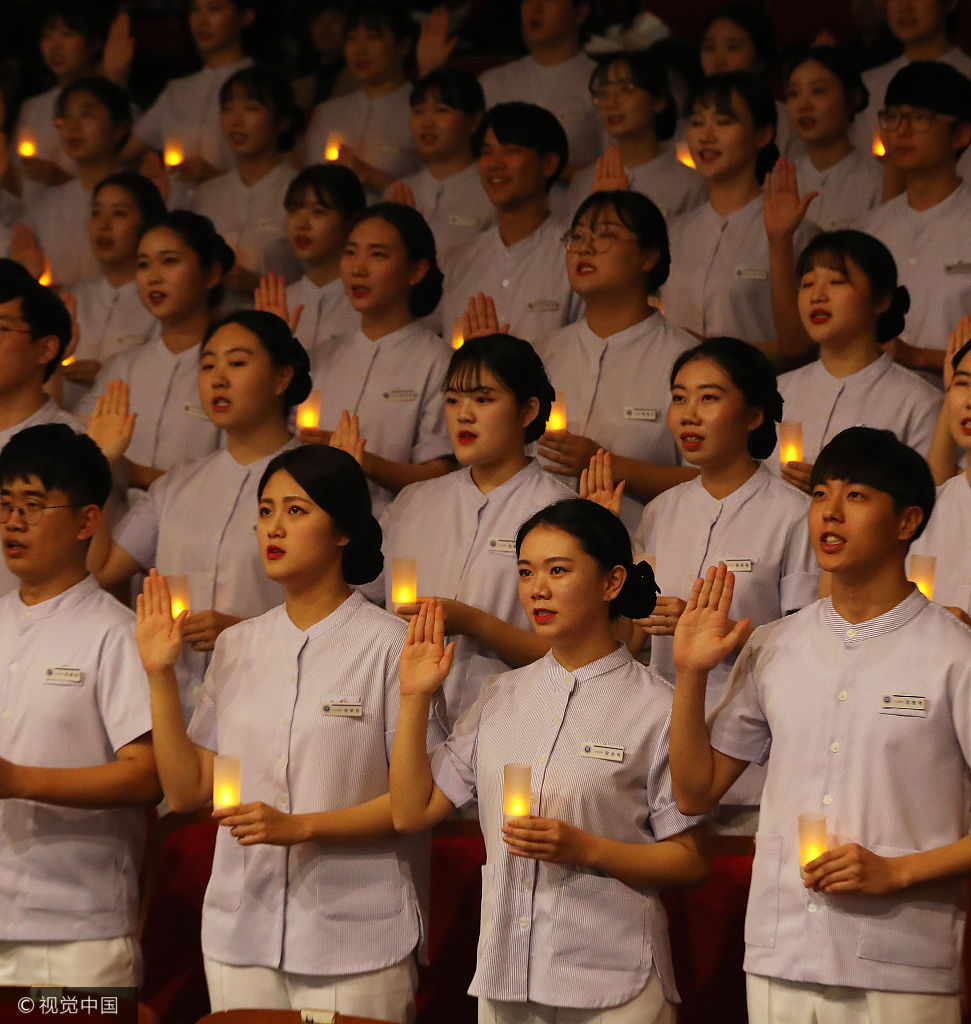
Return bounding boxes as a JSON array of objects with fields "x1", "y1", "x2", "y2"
[
  {"x1": 908, "y1": 554, "x2": 936, "y2": 600},
  {"x1": 779, "y1": 422, "x2": 803, "y2": 466},
  {"x1": 324, "y1": 132, "x2": 344, "y2": 162},
  {"x1": 451, "y1": 319, "x2": 464, "y2": 350},
  {"x1": 38, "y1": 260, "x2": 52, "y2": 288},
  {"x1": 163, "y1": 135, "x2": 184, "y2": 168},
  {"x1": 502, "y1": 763, "x2": 531, "y2": 825},
  {"x1": 213, "y1": 755, "x2": 241, "y2": 808},
  {"x1": 166, "y1": 574, "x2": 191, "y2": 618},
  {"x1": 797, "y1": 812, "x2": 828, "y2": 878},
  {"x1": 295, "y1": 388, "x2": 321, "y2": 430},
  {"x1": 391, "y1": 558, "x2": 417, "y2": 611},
  {"x1": 547, "y1": 392, "x2": 567, "y2": 432},
  {"x1": 675, "y1": 140, "x2": 695, "y2": 169}
]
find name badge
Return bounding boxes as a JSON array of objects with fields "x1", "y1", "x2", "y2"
[
  {"x1": 723, "y1": 558, "x2": 753, "y2": 573},
  {"x1": 321, "y1": 699, "x2": 363, "y2": 718},
  {"x1": 45, "y1": 666, "x2": 83, "y2": 685},
  {"x1": 182, "y1": 403, "x2": 209, "y2": 420},
  {"x1": 624, "y1": 407, "x2": 657, "y2": 422},
  {"x1": 879, "y1": 693, "x2": 927, "y2": 717},
  {"x1": 449, "y1": 214, "x2": 481, "y2": 228},
  {"x1": 735, "y1": 268, "x2": 768, "y2": 281},
  {"x1": 945, "y1": 261, "x2": 971, "y2": 275},
  {"x1": 488, "y1": 537, "x2": 516, "y2": 554},
  {"x1": 581, "y1": 742, "x2": 624, "y2": 763},
  {"x1": 383, "y1": 388, "x2": 417, "y2": 402},
  {"x1": 528, "y1": 299, "x2": 560, "y2": 313}
]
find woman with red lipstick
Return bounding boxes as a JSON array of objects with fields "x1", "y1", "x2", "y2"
[
  {"x1": 390, "y1": 499, "x2": 709, "y2": 1024},
  {"x1": 136, "y1": 445, "x2": 431, "y2": 1019},
  {"x1": 93, "y1": 309, "x2": 310, "y2": 723}
]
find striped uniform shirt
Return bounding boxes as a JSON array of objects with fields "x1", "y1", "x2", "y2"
[
  {"x1": 710, "y1": 591, "x2": 971, "y2": 993},
  {"x1": 431, "y1": 645, "x2": 704, "y2": 1009},
  {"x1": 286, "y1": 276, "x2": 359, "y2": 361},
  {"x1": 188, "y1": 591, "x2": 430, "y2": 975}
]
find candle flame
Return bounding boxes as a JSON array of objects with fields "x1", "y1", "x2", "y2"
[
  {"x1": 296, "y1": 404, "x2": 319, "y2": 429},
  {"x1": 18, "y1": 138, "x2": 37, "y2": 159},
  {"x1": 325, "y1": 133, "x2": 344, "y2": 162},
  {"x1": 61, "y1": 355, "x2": 75, "y2": 367},
  {"x1": 675, "y1": 140, "x2": 696, "y2": 169},
  {"x1": 215, "y1": 786, "x2": 238, "y2": 808},
  {"x1": 913, "y1": 577, "x2": 933, "y2": 599},
  {"x1": 164, "y1": 139, "x2": 184, "y2": 167},
  {"x1": 780, "y1": 443, "x2": 801, "y2": 465},
  {"x1": 802, "y1": 841, "x2": 825, "y2": 865},
  {"x1": 872, "y1": 134, "x2": 885, "y2": 158},
  {"x1": 392, "y1": 583, "x2": 417, "y2": 605},
  {"x1": 508, "y1": 797, "x2": 528, "y2": 817},
  {"x1": 171, "y1": 599, "x2": 188, "y2": 617},
  {"x1": 38, "y1": 262, "x2": 52, "y2": 287},
  {"x1": 451, "y1": 326, "x2": 464, "y2": 350},
  {"x1": 548, "y1": 403, "x2": 567, "y2": 431}
]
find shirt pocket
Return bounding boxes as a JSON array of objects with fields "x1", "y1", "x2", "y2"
[
  {"x1": 550, "y1": 870, "x2": 646, "y2": 972},
  {"x1": 205, "y1": 836, "x2": 245, "y2": 913},
  {"x1": 477, "y1": 863, "x2": 496, "y2": 962},
  {"x1": 856, "y1": 844, "x2": 960, "y2": 970},
  {"x1": 316, "y1": 848, "x2": 403, "y2": 921},
  {"x1": 744, "y1": 833, "x2": 782, "y2": 948}
]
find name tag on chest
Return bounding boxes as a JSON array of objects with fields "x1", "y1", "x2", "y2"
[
  {"x1": 528, "y1": 299, "x2": 560, "y2": 313},
  {"x1": 624, "y1": 406, "x2": 657, "y2": 422},
  {"x1": 449, "y1": 214, "x2": 481, "y2": 228},
  {"x1": 581, "y1": 742, "x2": 624, "y2": 763},
  {"x1": 488, "y1": 537, "x2": 516, "y2": 554},
  {"x1": 182, "y1": 403, "x2": 209, "y2": 420},
  {"x1": 879, "y1": 694, "x2": 927, "y2": 717},
  {"x1": 945, "y1": 261, "x2": 971, "y2": 275},
  {"x1": 321, "y1": 700, "x2": 363, "y2": 718},
  {"x1": 735, "y1": 268, "x2": 768, "y2": 281},
  {"x1": 723, "y1": 558, "x2": 753, "y2": 573},
  {"x1": 383, "y1": 388, "x2": 417, "y2": 402},
  {"x1": 45, "y1": 666, "x2": 83, "y2": 685}
]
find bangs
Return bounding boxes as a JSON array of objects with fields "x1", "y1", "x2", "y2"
[
  {"x1": 284, "y1": 181, "x2": 333, "y2": 212},
  {"x1": 798, "y1": 246, "x2": 851, "y2": 280},
  {"x1": 691, "y1": 84, "x2": 740, "y2": 121},
  {"x1": 222, "y1": 78, "x2": 273, "y2": 111},
  {"x1": 445, "y1": 359, "x2": 485, "y2": 394}
]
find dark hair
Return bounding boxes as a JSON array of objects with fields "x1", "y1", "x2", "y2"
[
  {"x1": 219, "y1": 65, "x2": 301, "y2": 152},
  {"x1": 284, "y1": 163, "x2": 367, "y2": 217},
  {"x1": 344, "y1": 0, "x2": 415, "y2": 41},
  {"x1": 474, "y1": 102, "x2": 569, "y2": 191},
  {"x1": 139, "y1": 210, "x2": 235, "y2": 308},
  {"x1": 55, "y1": 77, "x2": 132, "y2": 152},
  {"x1": 590, "y1": 51, "x2": 679, "y2": 141},
  {"x1": 571, "y1": 190, "x2": 670, "y2": 292},
  {"x1": 885, "y1": 61, "x2": 971, "y2": 156},
  {"x1": 670, "y1": 337, "x2": 781, "y2": 459},
  {"x1": 645, "y1": 36, "x2": 704, "y2": 118},
  {"x1": 41, "y1": 2, "x2": 108, "y2": 49},
  {"x1": 349, "y1": 203, "x2": 443, "y2": 317},
  {"x1": 257, "y1": 445, "x2": 383, "y2": 584},
  {"x1": 515, "y1": 499, "x2": 659, "y2": 620},
  {"x1": 809, "y1": 427, "x2": 935, "y2": 542},
  {"x1": 700, "y1": 3, "x2": 777, "y2": 72},
  {"x1": 783, "y1": 44, "x2": 868, "y2": 117},
  {"x1": 0, "y1": 273, "x2": 72, "y2": 379},
  {"x1": 411, "y1": 67, "x2": 486, "y2": 116},
  {"x1": 952, "y1": 338, "x2": 971, "y2": 374},
  {"x1": 0, "y1": 423, "x2": 112, "y2": 509},
  {"x1": 93, "y1": 171, "x2": 167, "y2": 227},
  {"x1": 445, "y1": 334, "x2": 554, "y2": 444},
  {"x1": 689, "y1": 71, "x2": 779, "y2": 183},
  {"x1": 202, "y1": 310, "x2": 312, "y2": 412},
  {"x1": 796, "y1": 230, "x2": 909, "y2": 345}
]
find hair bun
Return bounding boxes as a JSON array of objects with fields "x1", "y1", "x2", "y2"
[
  {"x1": 895, "y1": 284, "x2": 911, "y2": 316},
  {"x1": 342, "y1": 515, "x2": 384, "y2": 585},
  {"x1": 615, "y1": 560, "x2": 660, "y2": 619}
]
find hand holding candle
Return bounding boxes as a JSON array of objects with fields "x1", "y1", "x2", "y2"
[
  {"x1": 503, "y1": 763, "x2": 531, "y2": 825},
  {"x1": 213, "y1": 755, "x2": 241, "y2": 809},
  {"x1": 798, "y1": 812, "x2": 828, "y2": 879}
]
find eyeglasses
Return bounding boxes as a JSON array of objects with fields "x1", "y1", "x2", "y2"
[
  {"x1": 877, "y1": 108, "x2": 957, "y2": 133},
  {"x1": 560, "y1": 229, "x2": 640, "y2": 254},
  {"x1": 0, "y1": 501, "x2": 83, "y2": 526}
]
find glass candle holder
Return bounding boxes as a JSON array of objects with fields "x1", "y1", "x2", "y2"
[
  {"x1": 213, "y1": 755, "x2": 241, "y2": 808},
  {"x1": 391, "y1": 558, "x2": 417, "y2": 611},
  {"x1": 295, "y1": 389, "x2": 322, "y2": 431},
  {"x1": 324, "y1": 132, "x2": 344, "y2": 162},
  {"x1": 167, "y1": 574, "x2": 191, "y2": 618},
  {"x1": 779, "y1": 422, "x2": 803, "y2": 466},
  {"x1": 17, "y1": 128, "x2": 37, "y2": 158},
  {"x1": 547, "y1": 393, "x2": 567, "y2": 432},
  {"x1": 798, "y1": 812, "x2": 828, "y2": 879},
  {"x1": 451, "y1": 319, "x2": 464, "y2": 350},
  {"x1": 908, "y1": 554, "x2": 936, "y2": 600},
  {"x1": 502, "y1": 763, "x2": 532, "y2": 825},
  {"x1": 163, "y1": 135, "x2": 185, "y2": 168}
]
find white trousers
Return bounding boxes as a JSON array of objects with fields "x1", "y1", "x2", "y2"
[
  {"x1": 203, "y1": 954, "x2": 417, "y2": 1023},
  {"x1": 478, "y1": 969, "x2": 675, "y2": 1024},
  {"x1": 746, "y1": 974, "x2": 961, "y2": 1024},
  {"x1": 0, "y1": 936, "x2": 141, "y2": 987}
]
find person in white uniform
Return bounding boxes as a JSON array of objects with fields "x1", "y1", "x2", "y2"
[
  {"x1": 855, "y1": 61, "x2": 971, "y2": 378},
  {"x1": 441, "y1": 103, "x2": 581, "y2": 343},
  {"x1": 192, "y1": 66, "x2": 302, "y2": 308},
  {"x1": 535, "y1": 190, "x2": 697, "y2": 532},
  {"x1": 0, "y1": 424, "x2": 159, "y2": 987},
  {"x1": 61, "y1": 171, "x2": 166, "y2": 411},
  {"x1": 662, "y1": 72, "x2": 818, "y2": 360},
  {"x1": 373, "y1": 333, "x2": 573, "y2": 726},
  {"x1": 670, "y1": 427, "x2": 971, "y2": 1024},
  {"x1": 774, "y1": 230, "x2": 942, "y2": 494},
  {"x1": 784, "y1": 45, "x2": 882, "y2": 231},
  {"x1": 304, "y1": 203, "x2": 452, "y2": 517},
  {"x1": 303, "y1": 1, "x2": 421, "y2": 198},
  {"x1": 91, "y1": 310, "x2": 311, "y2": 723},
  {"x1": 80, "y1": 210, "x2": 235, "y2": 488},
  {"x1": 284, "y1": 164, "x2": 364, "y2": 357},
  {"x1": 390, "y1": 499, "x2": 710, "y2": 1024},
  {"x1": 136, "y1": 445, "x2": 432, "y2": 1019}
]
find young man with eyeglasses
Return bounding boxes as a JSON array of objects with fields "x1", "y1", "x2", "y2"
[
  {"x1": 0, "y1": 423, "x2": 159, "y2": 987},
  {"x1": 855, "y1": 61, "x2": 971, "y2": 378}
]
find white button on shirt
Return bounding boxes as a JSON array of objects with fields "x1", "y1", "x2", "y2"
[{"x1": 909, "y1": 473, "x2": 971, "y2": 613}]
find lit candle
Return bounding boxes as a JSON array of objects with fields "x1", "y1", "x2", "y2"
[
  {"x1": 908, "y1": 554, "x2": 936, "y2": 600},
  {"x1": 212, "y1": 755, "x2": 241, "y2": 809},
  {"x1": 167, "y1": 573, "x2": 191, "y2": 618},
  {"x1": 163, "y1": 135, "x2": 184, "y2": 168},
  {"x1": 295, "y1": 388, "x2": 321, "y2": 430},
  {"x1": 547, "y1": 392, "x2": 567, "y2": 432},
  {"x1": 797, "y1": 812, "x2": 828, "y2": 878},
  {"x1": 324, "y1": 132, "x2": 344, "y2": 162},
  {"x1": 503, "y1": 763, "x2": 532, "y2": 825},
  {"x1": 675, "y1": 140, "x2": 696, "y2": 169},
  {"x1": 38, "y1": 260, "x2": 52, "y2": 288},
  {"x1": 779, "y1": 421, "x2": 803, "y2": 466},
  {"x1": 17, "y1": 129, "x2": 37, "y2": 159},
  {"x1": 872, "y1": 131, "x2": 885, "y2": 158},
  {"x1": 451, "y1": 319, "x2": 464, "y2": 350},
  {"x1": 391, "y1": 558, "x2": 417, "y2": 611},
  {"x1": 60, "y1": 355, "x2": 75, "y2": 367}
]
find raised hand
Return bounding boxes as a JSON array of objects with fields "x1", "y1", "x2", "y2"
[
  {"x1": 416, "y1": 5, "x2": 458, "y2": 77},
  {"x1": 386, "y1": 180, "x2": 417, "y2": 208},
  {"x1": 254, "y1": 271, "x2": 303, "y2": 335},
  {"x1": 329, "y1": 409, "x2": 366, "y2": 464},
  {"x1": 59, "y1": 290, "x2": 80, "y2": 360},
  {"x1": 944, "y1": 314, "x2": 971, "y2": 391},
  {"x1": 139, "y1": 151, "x2": 170, "y2": 203},
  {"x1": 101, "y1": 12, "x2": 134, "y2": 84},
  {"x1": 673, "y1": 564, "x2": 750, "y2": 675},
  {"x1": 763, "y1": 156, "x2": 818, "y2": 241},
  {"x1": 591, "y1": 145, "x2": 629, "y2": 193},
  {"x1": 399, "y1": 599, "x2": 454, "y2": 697},
  {"x1": 136, "y1": 569, "x2": 188, "y2": 674},
  {"x1": 87, "y1": 378, "x2": 136, "y2": 464},
  {"x1": 579, "y1": 448, "x2": 625, "y2": 516},
  {"x1": 10, "y1": 224, "x2": 47, "y2": 280},
  {"x1": 462, "y1": 292, "x2": 509, "y2": 340}
]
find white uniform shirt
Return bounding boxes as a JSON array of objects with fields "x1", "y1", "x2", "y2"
[
  {"x1": 310, "y1": 324, "x2": 451, "y2": 516},
  {"x1": 192, "y1": 162, "x2": 302, "y2": 309},
  {"x1": 793, "y1": 149, "x2": 882, "y2": 231},
  {"x1": 13, "y1": 87, "x2": 75, "y2": 211},
  {"x1": 479, "y1": 53, "x2": 603, "y2": 172},
  {"x1": 26, "y1": 178, "x2": 99, "y2": 287},
  {"x1": 771, "y1": 353, "x2": 942, "y2": 468},
  {"x1": 0, "y1": 576, "x2": 151, "y2": 942},
  {"x1": 286, "y1": 275, "x2": 359, "y2": 358},
  {"x1": 63, "y1": 276, "x2": 154, "y2": 411},
  {"x1": 431, "y1": 645, "x2": 704, "y2": 1008},
  {"x1": 441, "y1": 216, "x2": 581, "y2": 344},
  {"x1": 910, "y1": 473, "x2": 971, "y2": 613},
  {"x1": 188, "y1": 592, "x2": 426, "y2": 974},
  {"x1": 856, "y1": 183, "x2": 971, "y2": 360},
  {"x1": 534, "y1": 314, "x2": 694, "y2": 532},
  {"x1": 663, "y1": 194, "x2": 819, "y2": 344},
  {"x1": 303, "y1": 85, "x2": 421, "y2": 197},
  {"x1": 80, "y1": 327, "x2": 222, "y2": 471},
  {"x1": 113, "y1": 441, "x2": 297, "y2": 721},
  {"x1": 373, "y1": 460, "x2": 574, "y2": 724},
  {"x1": 710, "y1": 591, "x2": 971, "y2": 993}
]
